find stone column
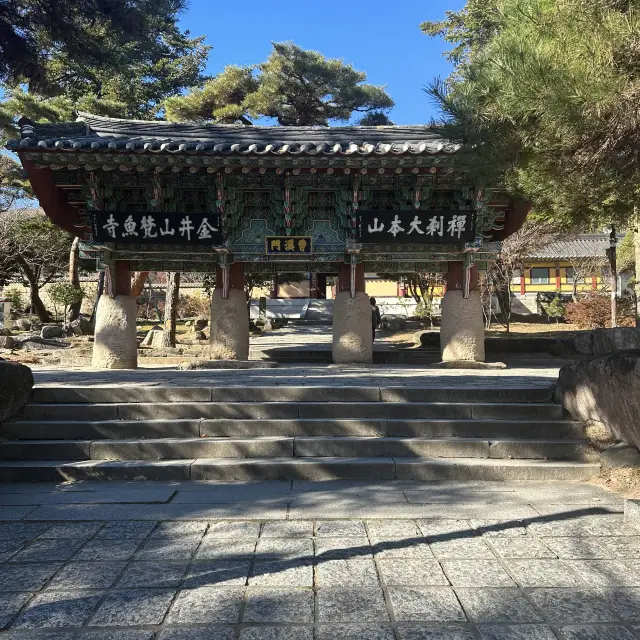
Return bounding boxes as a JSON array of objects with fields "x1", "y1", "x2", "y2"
[
  {"x1": 440, "y1": 261, "x2": 485, "y2": 362},
  {"x1": 332, "y1": 262, "x2": 372, "y2": 364},
  {"x1": 92, "y1": 261, "x2": 138, "y2": 369},
  {"x1": 210, "y1": 262, "x2": 249, "y2": 360}
]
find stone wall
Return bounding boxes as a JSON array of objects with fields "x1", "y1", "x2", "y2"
[{"x1": 556, "y1": 351, "x2": 640, "y2": 450}]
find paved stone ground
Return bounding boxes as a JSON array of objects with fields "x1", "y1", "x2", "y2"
[
  {"x1": 1, "y1": 479, "x2": 640, "y2": 639},
  {"x1": 28, "y1": 364, "x2": 560, "y2": 389}
]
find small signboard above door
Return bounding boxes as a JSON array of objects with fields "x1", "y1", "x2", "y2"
[
  {"x1": 357, "y1": 210, "x2": 476, "y2": 244},
  {"x1": 92, "y1": 212, "x2": 224, "y2": 245},
  {"x1": 265, "y1": 236, "x2": 313, "y2": 255}
]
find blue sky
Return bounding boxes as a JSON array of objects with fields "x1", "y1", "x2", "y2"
[{"x1": 178, "y1": 0, "x2": 465, "y2": 125}]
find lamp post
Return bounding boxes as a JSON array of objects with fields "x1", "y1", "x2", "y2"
[{"x1": 607, "y1": 225, "x2": 618, "y2": 328}]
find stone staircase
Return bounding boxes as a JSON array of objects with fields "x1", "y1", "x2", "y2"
[
  {"x1": 301, "y1": 299, "x2": 334, "y2": 323},
  {"x1": 0, "y1": 384, "x2": 599, "y2": 482}
]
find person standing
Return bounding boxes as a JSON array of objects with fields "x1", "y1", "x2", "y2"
[{"x1": 370, "y1": 297, "x2": 381, "y2": 343}]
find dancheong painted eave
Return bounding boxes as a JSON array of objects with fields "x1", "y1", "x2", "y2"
[{"x1": 6, "y1": 112, "x2": 461, "y2": 157}]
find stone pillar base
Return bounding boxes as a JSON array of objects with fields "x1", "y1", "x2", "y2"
[
  {"x1": 92, "y1": 295, "x2": 138, "y2": 369},
  {"x1": 332, "y1": 291, "x2": 373, "y2": 364},
  {"x1": 440, "y1": 290, "x2": 485, "y2": 362},
  {"x1": 210, "y1": 288, "x2": 249, "y2": 360}
]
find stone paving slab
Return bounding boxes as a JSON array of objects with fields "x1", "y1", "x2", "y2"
[{"x1": 1, "y1": 480, "x2": 640, "y2": 638}]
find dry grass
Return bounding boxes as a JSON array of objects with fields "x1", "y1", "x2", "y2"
[{"x1": 596, "y1": 468, "x2": 640, "y2": 499}]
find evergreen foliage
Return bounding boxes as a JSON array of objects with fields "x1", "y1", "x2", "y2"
[
  {"x1": 164, "y1": 42, "x2": 394, "y2": 126},
  {"x1": 422, "y1": 0, "x2": 640, "y2": 230}
]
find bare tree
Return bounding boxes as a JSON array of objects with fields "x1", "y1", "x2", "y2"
[
  {"x1": 487, "y1": 221, "x2": 558, "y2": 332},
  {"x1": 0, "y1": 209, "x2": 71, "y2": 321},
  {"x1": 405, "y1": 272, "x2": 445, "y2": 328},
  {"x1": 567, "y1": 255, "x2": 608, "y2": 301},
  {"x1": 160, "y1": 272, "x2": 180, "y2": 347}
]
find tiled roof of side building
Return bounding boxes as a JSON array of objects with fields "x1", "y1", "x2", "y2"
[
  {"x1": 527, "y1": 234, "x2": 615, "y2": 260},
  {"x1": 7, "y1": 112, "x2": 459, "y2": 156}
]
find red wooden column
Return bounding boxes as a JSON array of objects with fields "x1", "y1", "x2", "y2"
[
  {"x1": 440, "y1": 260, "x2": 484, "y2": 362},
  {"x1": 332, "y1": 262, "x2": 372, "y2": 364},
  {"x1": 555, "y1": 263, "x2": 561, "y2": 290},
  {"x1": 211, "y1": 261, "x2": 249, "y2": 360},
  {"x1": 114, "y1": 261, "x2": 131, "y2": 296},
  {"x1": 338, "y1": 262, "x2": 365, "y2": 294},
  {"x1": 446, "y1": 261, "x2": 478, "y2": 294},
  {"x1": 520, "y1": 269, "x2": 526, "y2": 295},
  {"x1": 92, "y1": 260, "x2": 138, "y2": 369},
  {"x1": 216, "y1": 262, "x2": 244, "y2": 294}
]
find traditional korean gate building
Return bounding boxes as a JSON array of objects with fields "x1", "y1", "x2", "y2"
[{"x1": 8, "y1": 113, "x2": 528, "y2": 368}]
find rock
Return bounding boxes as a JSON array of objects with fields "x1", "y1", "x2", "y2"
[
  {"x1": 0, "y1": 328, "x2": 12, "y2": 337},
  {"x1": 593, "y1": 327, "x2": 640, "y2": 355},
  {"x1": 194, "y1": 330, "x2": 206, "y2": 341},
  {"x1": 179, "y1": 360, "x2": 278, "y2": 370},
  {"x1": 40, "y1": 324, "x2": 63, "y2": 339},
  {"x1": 556, "y1": 351, "x2": 640, "y2": 450},
  {"x1": 428, "y1": 360, "x2": 508, "y2": 370},
  {"x1": 419, "y1": 332, "x2": 440, "y2": 348},
  {"x1": 15, "y1": 318, "x2": 32, "y2": 331},
  {"x1": 573, "y1": 332, "x2": 593, "y2": 355},
  {"x1": 0, "y1": 336, "x2": 15, "y2": 349},
  {"x1": 601, "y1": 442, "x2": 640, "y2": 469},
  {"x1": 194, "y1": 317, "x2": 208, "y2": 331},
  {"x1": 69, "y1": 317, "x2": 94, "y2": 336},
  {"x1": 141, "y1": 325, "x2": 164, "y2": 347},
  {"x1": 18, "y1": 337, "x2": 71, "y2": 350},
  {"x1": 0, "y1": 360, "x2": 34, "y2": 423}
]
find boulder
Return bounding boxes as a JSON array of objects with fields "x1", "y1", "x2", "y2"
[
  {"x1": 573, "y1": 332, "x2": 593, "y2": 355},
  {"x1": 0, "y1": 360, "x2": 34, "y2": 423},
  {"x1": 601, "y1": 443, "x2": 640, "y2": 469},
  {"x1": 419, "y1": 331, "x2": 440, "y2": 348},
  {"x1": 381, "y1": 314, "x2": 407, "y2": 331},
  {"x1": 0, "y1": 328, "x2": 12, "y2": 337},
  {"x1": 15, "y1": 318, "x2": 32, "y2": 331},
  {"x1": 556, "y1": 351, "x2": 640, "y2": 451},
  {"x1": 69, "y1": 317, "x2": 94, "y2": 336},
  {"x1": 193, "y1": 317, "x2": 208, "y2": 331},
  {"x1": 141, "y1": 325, "x2": 164, "y2": 347},
  {"x1": 0, "y1": 336, "x2": 15, "y2": 349},
  {"x1": 19, "y1": 337, "x2": 71, "y2": 350},
  {"x1": 41, "y1": 324, "x2": 63, "y2": 339},
  {"x1": 592, "y1": 327, "x2": 640, "y2": 355}
]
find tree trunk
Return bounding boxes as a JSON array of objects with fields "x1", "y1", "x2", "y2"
[
  {"x1": 68, "y1": 237, "x2": 81, "y2": 321},
  {"x1": 609, "y1": 226, "x2": 618, "y2": 328},
  {"x1": 161, "y1": 272, "x2": 180, "y2": 348},
  {"x1": 131, "y1": 271, "x2": 149, "y2": 298},
  {"x1": 91, "y1": 271, "x2": 105, "y2": 323},
  {"x1": 28, "y1": 280, "x2": 52, "y2": 322},
  {"x1": 635, "y1": 207, "x2": 640, "y2": 328},
  {"x1": 15, "y1": 257, "x2": 52, "y2": 322}
]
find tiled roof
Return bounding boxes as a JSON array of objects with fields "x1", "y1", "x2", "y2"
[
  {"x1": 527, "y1": 234, "x2": 613, "y2": 259},
  {"x1": 7, "y1": 112, "x2": 458, "y2": 156}
]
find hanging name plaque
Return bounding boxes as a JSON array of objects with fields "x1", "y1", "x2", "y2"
[
  {"x1": 358, "y1": 210, "x2": 476, "y2": 244},
  {"x1": 91, "y1": 212, "x2": 224, "y2": 245}
]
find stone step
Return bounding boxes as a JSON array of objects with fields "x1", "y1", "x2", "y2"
[
  {"x1": 18, "y1": 400, "x2": 562, "y2": 422},
  {"x1": 2, "y1": 418, "x2": 581, "y2": 440},
  {"x1": 29, "y1": 385, "x2": 554, "y2": 404},
  {"x1": 0, "y1": 457, "x2": 600, "y2": 482},
  {"x1": 0, "y1": 437, "x2": 589, "y2": 461}
]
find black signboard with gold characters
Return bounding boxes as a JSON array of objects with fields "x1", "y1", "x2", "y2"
[{"x1": 265, "y1": 236, "x2": 312, "y2": 255}]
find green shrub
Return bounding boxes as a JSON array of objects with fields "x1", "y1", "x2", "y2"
[
  {"x1": 48, "y1": 283, "x2": 84, "y2": 321},
  {"x1": 2, "y1": 286, "x2": 25, "y2": 312}
]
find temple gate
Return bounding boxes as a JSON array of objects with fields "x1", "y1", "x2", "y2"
[{"x1": 8, "y1": 113, "x2": 528, "y2": 368}]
